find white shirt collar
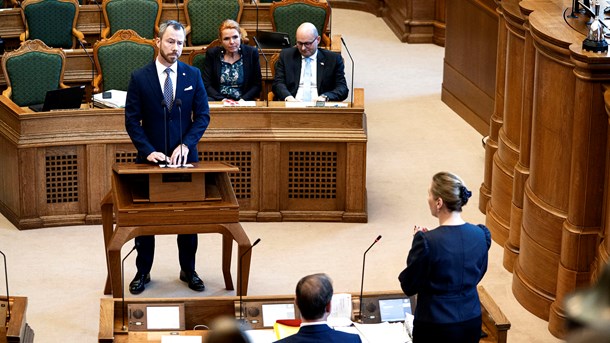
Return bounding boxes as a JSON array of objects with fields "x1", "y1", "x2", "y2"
[{"x1": 155, "y1": 59, "x2": 177, "y2": 76}]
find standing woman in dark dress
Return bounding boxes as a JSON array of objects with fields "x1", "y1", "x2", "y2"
[
  {"x1": 398, "y1": 171, "x2": 492, "y2": 343},
  {"x1": 202, "y1": 19, "x2": 262, "y2": 102}
]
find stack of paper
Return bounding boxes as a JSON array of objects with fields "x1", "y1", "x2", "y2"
[{"x1": 93, "y1": 89, "x2": 127, "y2": 108}]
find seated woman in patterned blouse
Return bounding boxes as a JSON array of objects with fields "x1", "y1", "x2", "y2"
[{"x1": 202, "y1": 19, "x2": 262, "y2": 102}]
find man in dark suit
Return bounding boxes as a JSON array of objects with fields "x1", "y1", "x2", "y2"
[
  {"x1": 272, "y1": 22, "x2": 348, "y2": 102},
  {"x1": 276, "y1": 273, "x2": 362, "y2": 343},
  {"x1": 124, "y1": 20, "x2": 210, "y2": 295}
]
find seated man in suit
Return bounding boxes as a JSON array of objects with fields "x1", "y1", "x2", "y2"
[
  {"x1": 276, "y1": 273, "x2": 362, "y2": 343},
  {"x1": 272, "y1": 22, "x2": 348, "y2": 102}
]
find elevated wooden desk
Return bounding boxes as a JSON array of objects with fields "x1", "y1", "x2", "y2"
[
  {"x1": 0, "y1": 296, "x2": 34, "y2": 343},
  {"x1": 98, "y1": 287, "x2": 510, "y2": 343},
  {"x1": 0, "y1": 89, "x2": 367, "y2": 230},
  {"x1": 101, "y1": 162, "x2": 252, "y2": 299}
]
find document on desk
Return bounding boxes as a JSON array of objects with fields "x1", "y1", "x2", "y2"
[
  {"x1": 328, "y1": 293, "x2": 353, "y2": 327},
  {"x1": 245, "y1": 329, "x2": 277, "y2": 343},
  {"x1": 93, "y1": 89, "x2": 127, "y2": 108},
  {"x1": 352, "y1": 322, "x2": 411, "y2": 343}
]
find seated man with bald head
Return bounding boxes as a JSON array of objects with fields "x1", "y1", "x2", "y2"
[
  {"x1": 275, "y1": 273, "x2": 362, "y2": 343},
  {"x1": 272, "y1": 22, "x2": 348, "y2": 102}
]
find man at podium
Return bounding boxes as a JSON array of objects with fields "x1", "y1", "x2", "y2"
[{"x1": 124, "y1": 20, "x2": 210, "y2": 294}]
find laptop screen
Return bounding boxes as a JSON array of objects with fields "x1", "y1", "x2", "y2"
[
  {"x1": 379, "y1": 298, "x2": 412, "y2": 322},
  {"x1": 29, "y1": 85, "x2": 85, "y2": 112},
  {"x1": 256, "y1": 31, "x2": 291, "y2": 49}
]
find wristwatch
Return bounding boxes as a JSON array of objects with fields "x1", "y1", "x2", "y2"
[{"x1": 320, "y1": 94, "x2": 329, "y2": 101}]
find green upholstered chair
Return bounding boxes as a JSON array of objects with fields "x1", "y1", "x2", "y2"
[
  {"x1": 1, "y1": 39, "x2": 67, "y2": 107},
  {"x1": 188, "y1": 39, "x2": 221, "y2": 76},
  {"x1": 20, "y1": 0, "x2": 85, "y2": 49},
  {"x1": 92, "y1": 29, "x2": 157, "y2": 93},
  {"x1": 101, "y1": 0, "x2": 162, "y2": 39},
  {"x1": 184, "y1": 0, "x2": 244, "y2": 46},
  {"x1": 270, "y1": 0, "x2": 330, "y2": 47}
]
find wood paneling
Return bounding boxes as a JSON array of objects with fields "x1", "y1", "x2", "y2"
[{"x1": 0, "y1": 94, "x2": 368, "y2": 229}]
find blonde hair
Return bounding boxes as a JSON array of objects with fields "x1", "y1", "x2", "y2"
[
  {"x1": 430, "y1": 172, "x2": 472, "y2": 212},
  {"x1": 218, "y1": 19, "x2": 247, "y2": 41}
]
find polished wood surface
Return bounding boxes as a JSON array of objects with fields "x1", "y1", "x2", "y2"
[
  {"x1": 441, "y1": 0, "x2": 499, "y2": 135},
  {"x1": 101, "y1": 162, "x2": 252, "y2": 299},
  {"x1": 98, "y1": 287, "x2": 509, "y2": 343},
  {"x1": 1, "y1": 296, "x2": 34, "y2": 343},
  {"x1": 476, "y1": 0, "x2": 610, "y2": 338},
  {"x1": 0, "y1": 89, "x2": 367, "y2": 230}
]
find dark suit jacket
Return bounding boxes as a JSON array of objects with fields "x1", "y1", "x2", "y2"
[
  {"x1": 398, "y1": 223, "x2": 491, "y2": 324},
  {"x1": 202, "y1": 44, "x2": 262, "y2": 101},
  {"x1": 272, "y1": 48, "x2": 348, "y2": 101},
  {"x1": 125, "y1": 61, "x2": 210, "y2": 163},
  {"x1": 275, "y1": 324, "x2": 362, "y2": 343}
]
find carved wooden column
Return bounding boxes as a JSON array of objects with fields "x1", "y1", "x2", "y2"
[
  {"x1": 546, "y1": 51, "x2": 610, "y2": 338},
  {"x1": 485, "y1": 1, "x2": 525, "y2": 246},
  {"x1": 479, "y1": 0, "x2": 507, "y2": 215},
  {"x1": 512, "y1": 0, "x2": 577, "y2": 323}
]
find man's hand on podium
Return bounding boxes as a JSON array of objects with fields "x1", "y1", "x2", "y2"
[
  {"x1": 171, "y1": 144, "x2": 189, "y2": 165},
  {"x1": 147, "y1": 151, "x2": 169, "y2": 164}
]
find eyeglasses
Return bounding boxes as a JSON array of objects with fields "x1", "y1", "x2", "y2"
[{"x1": 296, "y1": 37, "x2": 319, "y2": 47}]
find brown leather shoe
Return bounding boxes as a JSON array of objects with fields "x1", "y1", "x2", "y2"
[{"x1": 179, "y1": 270, "x2": 205, "y2": 292}]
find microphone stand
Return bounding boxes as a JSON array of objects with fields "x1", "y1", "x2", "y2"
[
  {"x1": 252, "y1": 37, "x2": 269, "y2": 106},
  {"x1": 358, "y1": 235, "x2": 381, "y2": 323},
  {"x1": 174, "y1": 99, "x2": 185, "y2": 167},
  {"x1": 160, "y1": 100, "x2": 169, "y2": 165},
  {"x1": 78, "y1": 39, "x2": 95, "y2": 108},
  {"x1": 0, "y1": 250, "x2": 10, "y2": 324},
  {"x1": 238, "y1": 238, "x2": 261, "y2": 324},
  {"x1": 252, "y1": 0, "x2": 259, "y2": 38},
  {"x1": 91, "y1": 0, "x2": 102, "y2": 40},
  {"x1": 340, "y1": 37, "x2": 354, "y2": 107},
  {"x1": 121, "y1": 244, "x2": 138, "y2": 331}
]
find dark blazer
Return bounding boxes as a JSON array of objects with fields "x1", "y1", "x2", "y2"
[
  {"x1": 275, "y1": 324, "x2": 362, "y2": 343},
  {"x1": 125, "y1": 60, "x2": 210, "y2": 163},
  {"x1": 202, "y1": 44, "x2": 262, "y2": 101},
  {"x1": 272, "y1": 47, "x2": 348, "y2": 101},
  {"x1": 398, "y1": 223, "x2": 491, "y2": 324}
]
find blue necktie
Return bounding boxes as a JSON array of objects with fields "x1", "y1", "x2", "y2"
[
  {"x1": 302, "y1": 57, "x2": 312, "y2": 101},
  {"x1": 164, "y1": 67, "x2": 173, "y2": 111}
]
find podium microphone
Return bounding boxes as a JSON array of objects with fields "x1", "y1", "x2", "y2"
[
  {"x1": 0, "y1": 250, "x2": 10, "y2": 325},
  {"x1": 358, "y1": 235, "x2": 381, "y2": 323},
  {"x1": 91, "y1": 0, "x2": 102, "y2": 40},
  {"x1": 160, "y1": 100, "x2": 169, "y2": 165},
  {"x1": 340, "y1": 37, "x2": 355, "y2": 107},
  {"x1": 121, "y1": 243, "x2": 138, "y2": 331},
  {"x1": 238, "y1": 238, "x2": 261, "y2": 323},
  {"x1": 252, "y1": 36, "x2": 269, "y2": 106},
  {"x1": 252, "y1": 0, "x2": 259, "y2": 37},
  {"x1": 77, "y1": 39, "x2": 96, "y2": 108},
  {"x1": 174, "y1": 98, "x2": 185, "y2": 167}
]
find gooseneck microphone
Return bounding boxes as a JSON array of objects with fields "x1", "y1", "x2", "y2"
[
  {"x1": 0, "y1": 250, "x2": 10, "y2": 324},
  {"x1": 160, "y1": 100, "x2": 169, "y2": 165},
  {"x1": 358, "y1": 235, "x2": 381, "y2": 323},
  {"x1": 252, "y1": 36, "x2": 269, "y2": 106},
  {"x1": 121, "y1": 244, "x2": 138, "y2": 331},
  {"x1": 252, "y1": 0, "x2": 259, "y2": 38},
  {"x1": 91, "y1": 0, "x2": 102, "y2": 40},
  {"x1": 174, "y1": 98, "x2": 185, "y2": 167},
  {"x1": 340, "y1": 37, "x2": 355, "y2": 107},
  {"x1": 238, "y1": 238, "x2": 261, "y2": 322},
  {"x1": 77, "y1": 39, "x2": 96, "y2": 108}
]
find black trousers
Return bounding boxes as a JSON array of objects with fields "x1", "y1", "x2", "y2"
[
  {"x1": 413, "y1": 315, "x2": 482, "y2": 343},
  {"x1": 134, "y1": 234, "x2": 198, "y2": 275}
]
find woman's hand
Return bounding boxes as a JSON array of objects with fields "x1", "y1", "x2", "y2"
[{"x1": 413, "y1": 225, "x2": 428, "y2": 234}]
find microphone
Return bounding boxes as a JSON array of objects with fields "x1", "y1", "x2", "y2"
[
  {"x1": 252, "y1": 0, "x2": 259, "y2": 38},
  {"x1": 0, "y1": 250, "x2": 10, "y2": 325},
  {"x1": 252, "y1": 36, "x2": 269, "y2": 106},
  {"x1": 121, "y1": 243, "x2": 138, "y2": 331},
  {"x1": 175, "y1": 0, "x2": 180, "y2": 24},
  {"x1": 160, "y1": 100, "x2": 169, "y2": 165},
  {"x1": 340, "y1": 37, "x2": 355, "y2": 107},
  {"x1": 174, "y1": 98, "x2": 185, "y2": 167},
  {"x1": 326, "y1": 1, "x2": 332, "y2": 47},
  {"x1": 77, "y1": 39, "x2": 95, "y2": 108},
  {"x1": 238, "y1": 238, "x2": 261, "y2": 323},
  {"x1": 358, "y1": 235, "x2": 381, "y2": 323}
]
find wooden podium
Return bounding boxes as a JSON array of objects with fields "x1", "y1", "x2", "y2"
[
  {"x1": 101, "y1": 162, "x2": 253, "y2": 298},
  {"x1": 1, "y1": 296, "x2": 34, "y2": 343}
]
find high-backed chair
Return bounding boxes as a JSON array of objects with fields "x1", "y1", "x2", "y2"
[
  {"x1": 101, "y1": 0, "x2": 162, "y2": 39},
  {"x1": 188, "y1": 39, "x2": 221, "y2": 76},
  {"x1": 184, "y1": 0, "x2": 244, "y2": 46},
  {"x1": 270, "y1": 0, "x2": 331, "y2": 47},
  {"x1": 20, "y1": 0, "x2": 85, "y2": 49},
  {"x1": 92, "y1": 29, "x2": 157, "y2": 93},
  {"x1": 1, "y1": 39, "x2": 67, "y2": 107}
]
